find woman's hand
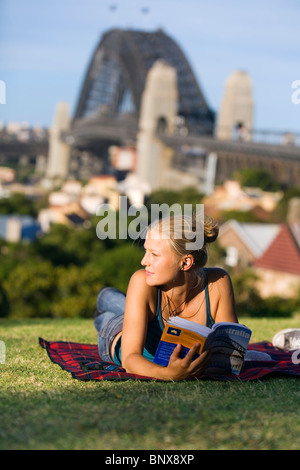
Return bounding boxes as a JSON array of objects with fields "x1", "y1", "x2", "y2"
[{"x1": 165, "y1": 343, "x2": 211, "y2": 381}]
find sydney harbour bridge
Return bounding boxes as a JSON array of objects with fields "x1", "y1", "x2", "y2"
[{"x1": 2, "y1": 28, "x2": 300, "y2": 190}]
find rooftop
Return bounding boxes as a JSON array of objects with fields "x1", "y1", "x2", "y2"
[{"x1": 254, "y1": 223, "x2": 300, "y2": 276}]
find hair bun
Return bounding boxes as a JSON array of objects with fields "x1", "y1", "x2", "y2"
[{"x1": 204, "y1": 217, "x2": 219, "y2": 244}]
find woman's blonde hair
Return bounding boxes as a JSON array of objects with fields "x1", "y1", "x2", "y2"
[{"x1": 149, "y1": 213, "x2": 219, "y2": 276}]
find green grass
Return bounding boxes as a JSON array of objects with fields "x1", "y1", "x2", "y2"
[{"x1": 1, "y1": 316, "x2": 300, "y2": 450}]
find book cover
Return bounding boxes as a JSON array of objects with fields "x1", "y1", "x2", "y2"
[{"x1": 153, "y1": 317, "x2": 252, "y2": 375}]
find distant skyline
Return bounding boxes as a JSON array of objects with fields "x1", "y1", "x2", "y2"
[{"x1": 0, "y1": 0, "x2": 299, "y2": 132}]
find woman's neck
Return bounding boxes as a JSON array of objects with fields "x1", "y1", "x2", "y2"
[{"x1": 161, "y1": 271, "x2": 202, "y2": 317}]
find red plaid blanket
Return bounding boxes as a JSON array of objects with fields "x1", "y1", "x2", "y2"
[{"x1": 39, "y1": 337, "x2": 300, "y2": 382}]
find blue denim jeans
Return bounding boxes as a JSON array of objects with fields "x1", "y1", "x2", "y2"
[{"x1": 94, "y1": 287, "x2": 126, "y2": 362}]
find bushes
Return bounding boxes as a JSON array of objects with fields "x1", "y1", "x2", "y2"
[
  {"x1": 3, "y1": 262, "x2": 102, "y2": 319},
  {"x1": 89, "y1": 243, "x2": 143, "y2": 293},
  {"x1": 2, "y1": 245, "x2": 144, "y2": 319},
  {"x1": 232, "y1": 168, "x2": 281, "y2": 191},
  {"x1": 1, "y1": 221, "x2": 143, "y2": 318},
  {"x1": 1, "y1": 189, "x2": 299, "y2": 319},
  {"x1": 3, "y1": 261, "x2": 57, "y2": 318},
  {"x1": 51, "y1": 265, "x2": 102, "y2": 318},
  {"x1": 0, "y1": 281, "x2": 10, "y2": 317},
  {"x1": 231, "y1": 269, "x2": 300, "y2": 318}
]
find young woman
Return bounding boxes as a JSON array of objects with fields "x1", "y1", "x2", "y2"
[{"x1": 94, "y1": 214, "x2": 238, "y2": 380}]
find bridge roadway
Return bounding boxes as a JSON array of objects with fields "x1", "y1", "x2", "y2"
[
  {"x1": 67, "y1": 115, "x2": 300, "y2": 186},
  {"x1": 160, "y1": 133, "x2": 300, "y2": 161},
  {"x1": 1, "y1": 117, "x2": 300, "y2": 186},
  {"x1": 1, "y1": 128, "x2": 300, "y2": 162},
  {"x1": 66, "y1": 115, "x2": 139, "y2": 148},
  {"x1": 160, "y1": 133, "x2": 300, "y2": 186},
  {"x1": 68, "y1": 114, "x2": 300, "y2": 161}
]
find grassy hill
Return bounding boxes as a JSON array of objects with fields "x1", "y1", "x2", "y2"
[{"x1": 1, "y1": 316, "x2": 300, "y2": 450}]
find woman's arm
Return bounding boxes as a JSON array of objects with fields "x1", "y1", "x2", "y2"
[
  {"x1": 208, "y1": 268, "x2": 238, "y2": 324},
  {"x1": 121, "y1": 270, "x2": 210, "y2": 380}
]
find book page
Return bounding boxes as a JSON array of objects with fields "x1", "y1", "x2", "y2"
[{"x1": 167, "y1": 316, "x2": 211, "y2": 337}]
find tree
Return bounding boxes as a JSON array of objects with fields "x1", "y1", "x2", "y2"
[
  {"x1": 0, "y1": 192, "x2": 44, "y2": 217},
  {"x1": 3, "y1": 261, "x2": 57, "y2": 318},
  {"x1": 34, "y1": 222, "x2": 106, "y2": 266},
  {"x1": 52, "y1": 264, "x2": 102, "y2": 318},
  {"x1": 273, "y1": 187, "x2": 300, "y2": 222},
  {"x1": 0, "y1": 281, "x2": 10, "y2": 317},
  {"x1": 220, "y1": 209, "x2": 263, "y2": 223},
  {"x1": 89, "y1": 244, "x2": 143, "y2": 292},
  {"x1": 146, "y1": 187, "x2": 204, "y2": 215},
  {"x1": 233, "y1": 168, "x2": 281, "y2": 191}
]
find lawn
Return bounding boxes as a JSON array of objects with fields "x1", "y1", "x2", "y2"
[{"x1": 1, "y1": 316, "x2": 300, "y2": 450}]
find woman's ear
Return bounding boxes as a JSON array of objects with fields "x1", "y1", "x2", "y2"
[{"x1": 180, "y1": 255, "x2": 194, "y2": 271}]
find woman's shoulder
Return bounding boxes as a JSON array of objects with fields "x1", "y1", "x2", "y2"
[
  {"x1": 204, "y1": 268, "x2": 237, "y2": 322},
  {"x1": 128, "y1": 269, "x2": 157, "y2": 295},
  {"x1": 129, "y1": 268, "x2": 148, "y2": 285},
  {"x1": 204, "y1": 267, "x2": 233, "y2": 291},
  {"x1": 127, "y1": 269, "x2": 158, "y2": 313},
  {"x1": 204, "y1": 268, "x2": 235, "y2": 312}
]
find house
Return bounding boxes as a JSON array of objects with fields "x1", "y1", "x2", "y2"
[
  {"x1": 0, "y1": 215, "x2": 41, "y2": 242},
  {"x1": 218, "y1": 219, "x2": 280, "y2": 268},
  {"x1": 254, "y1": 223, "x2": 300, "y2": 298},
  {"x1": 203, "y1": 180, "x2": 282, "y2": 218},
  {"x1": 80, "y1": 175, "x2": 118, "y2": 214},
  {"x1": 0, "y1": 166, "x2": 15, "y2": 183},
  {"x1": 38, "y1": 176, "x2": 118, "y2": 232},
  {"x1": 38, "y1": 202, "x2": 89, "y2": 233}
]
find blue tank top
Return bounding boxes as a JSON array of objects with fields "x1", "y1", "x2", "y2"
[{"x1": 113, "y1": 268, "x2": 214, "y2": 365}]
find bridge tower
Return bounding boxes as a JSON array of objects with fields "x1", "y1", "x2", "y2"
[
  {"x1": 216, "y1": 70, "x2": 253, "y2": 141},
  {"x1": 136, "y1": 60, "x2": 178, "y2": 190},
  {"x1": 46, "y1": 102, "x2": 71, "y2": 182}
]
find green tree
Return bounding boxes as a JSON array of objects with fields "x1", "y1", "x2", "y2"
[
  {"x1": 52, "y1": 264, "x2": 102, "y2": 318},
  {"x1": 231, "y1": 269, "x2": 262, "y2": 316},
  {"x1": 206, "y1": 241, "x2": 226, "y2": 267},
  {"x1": 231, "y1": 269, "x2": 298, "y2": 317},
  {"x1": 3, "y1": 261, "x2": 57, "y2": 318},
  {"x1": 0, "y1": 240, "x2": 37, "y2": 282},
  {"x1": 233, "y1": 168, "x2": 281, "y2": 191},
  {"x1": 0, "y1": 193, "x2": 41, "y2": 217},
  {"x1": 146, "y1": 187, "x2": 204, "y2": 216},
  {"x1": 273, "y1": 187, "x2": 300, "y2": 222},
  {"x1": 3, "y1": 260, "x2": 103, "y2": 318},
  {"x1": 35, "y1": 222, "x2": 106, "y2": 266},
  {"x1": 89, "y1": 244, "x2": 143, "y2": 292},
  {"x1": 220, "y1": 209, "x2": 264, "y2": 223},
  {"x1": 0, "y1": 281, "x2": 10, "y2": 317}
]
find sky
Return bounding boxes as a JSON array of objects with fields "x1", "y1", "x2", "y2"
[{"x1": 0, "y1": 0, "x2": 300, "y2": 132}]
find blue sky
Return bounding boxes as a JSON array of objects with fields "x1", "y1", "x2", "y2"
[{"x1": 0, "y1": 0, "x2": 299, "y2": 131}]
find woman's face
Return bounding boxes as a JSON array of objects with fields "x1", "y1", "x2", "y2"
[{"x1": 141, "y1": 229, "x2": 181, "y2": 286}]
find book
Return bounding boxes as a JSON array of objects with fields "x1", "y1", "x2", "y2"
[{"x1": 153, "y1": 317, "x2": 252, "y2": 375}]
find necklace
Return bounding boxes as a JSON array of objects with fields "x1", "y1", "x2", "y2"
[
  {"x1": 161, "y1": 279, "x2": 205, "y2": 322},
  {"x1": 179, "y1": 292, "x2": 206, "y2": 319}
]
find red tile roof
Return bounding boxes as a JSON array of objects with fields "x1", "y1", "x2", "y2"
[{"x1": 254, "y1": 224, "x2": 300, "y2": 276}]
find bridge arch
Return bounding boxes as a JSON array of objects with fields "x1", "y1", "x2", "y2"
[{"x1": 74, "y1": 28, "x2": 215, "y2": 134}]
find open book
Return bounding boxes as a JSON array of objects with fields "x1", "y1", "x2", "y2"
[{"x1": 153, "y1": 317, "x2": 252, "y2": 375}]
